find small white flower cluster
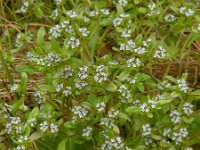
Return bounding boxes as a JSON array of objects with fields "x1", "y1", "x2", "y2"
[
  {"x1": 101, "y1": 136, "x2": 125, "y2": 150},
  {"x1": 177, "y1": 79, "x2": 189, "y2": 93},
  {"x1": 26, "y1": 52, "x2": 39, "y2": 62},
  {"x1": 61, "y1": 67, "x2": 73, "y2": 79},
  {"x1": 78, "y1": 66, "x2": 88, "y2": 80},
  {"x1": 40, "y1": 121, "x2": 58, "y2": 133},
  {"x1": 157, "y1": 80, "x2": 171, "y2": 90},
  {"x1": 134, "y1": 46, "x2": 146, "y2": 54},
  {"x1": 163, "y1": 128, "x2": 171, "y2": 137},
  {"x1": 132, "y1": 99, "x2": 141, "y2": 106},
  {"x1": 185, "y1": 147, "x2": 193, "y2": 150},
  {"x1": 118, "y1": 85, "x2": 131, "y2": 102},
  {"x1": 142, "y1": 124, "x2": 151, "y2": 136},
  {"x1": 183, "y1": 102, "x2": 193, "y2": 115},
  {"x1": 18, "y1": 135, "x2": 28, "y2": 143},
  {"x1": 79, "y1": 27, "x2": 90, "y2": 37},
  {"x1": 197, "y1": 24, "x2": 200, "y2": 31},
  {"x1": 148, "y1": 99, "x2": 157, "y2": 108},
  {"x1": 154, "y1": 46, "x2": 167, "y2": 59},
  {"x1": 5, "y1": 116, "x2": 21, "y2": 134},
  {"x1": 51, "y1": 9, "x2": 58, "y2": 20},
  {"x1": 120, "y1": 40, "x2": 136, "y2": 51},
  {"x1": 33, "y1": 91, "x2": 42, "y2": 104},
  {"x1": 127, "y1": 57, "x2": 141, "y2": 68},
  {"x1": 170, "y1": 110, "x2": 181, "y2": 123},
  {"x1": 10, "y1": 84, "x2": 19, "y2": 92},
  {"x1": 147, "y1": 3, "x2": 160, "y2": 16},
  {"x1": 15, "y1": 33, "x2": 23, "y2": 48},
  {"x1": 100, "y1": 117, "x2": 115, "y2": 128},
  {"x1": 66, "y1": 36, "x2": 80, "y2": 49},
  {"x1": 89, "y1": 10, "x2": 99, "y2": 17},
  {"x1": 49, "y1": 24, "x2": 62, "y2": 38},
  {"x1": 56, "y1": 83, "x2": 63, "y2": 92},
  {"x1": 121, "y1": 29, "x2": 131, "y2": 38},
  {"x1": 128, "y1": 76, "x2": 137, "y2": 84},
  {"x1": 44, "y1": 53, "x2": 62, "y2": 66},
  {"x1": 113, "y1": 17, "x2": 123, "y2": 27},
  {"x1": 72, "y1": 106, "x2": 89, "y2": 119},
  {"x1": 63, "y1": 86, "x2": 72, "y2": 96},
  {"x1": 172, "y1": 128, "x2": 188, "y2": 145},
  {"x1": 75, "y1": 81, "x2": 88, "y2": 89},
  {"x1": 96, "y1": 102, "x2": 106, "y2": 112},
  {"x1": 108, "y1": 108, "x2": 119, "y2": 118},
  {"x1": 82, "y1": 126, "x2": 92, "y2": 137},
  {"x1": 67, "y1": 10, "x2": 77, "y2": 18},
  {"x1": 179, "y1": 7, "x2": 194, "y2": 17},
  {"x1": 20, "y1": 1, "x2": 29, "y2": 13},
  {"x1": 117, "y1": 0, "x2": 128, "y2": 7},
  {"x1": 164, "y1": 14, "x2": 176, "y2": 22},
  {"x1": 144, "y1": 137, "x2": 152, "y2": 145},
  {"x1": 140, "y1": 103, "x2": 150, "y2": 112},
  {"x1": 16, "y1": 145, "x2": 25, "y2": 150},
  {"x1": 28, "y1": 118, "x2": 37, "y2": 127},
  {"x1": 94, "y1": 65, "x2": 108, "y2": 83},
  {"x1": 100, "y1": 8, "x2": 110, "y2": 16},
  {"x1": 55, "y1": 0, "x2": 62, "y2": 5}
]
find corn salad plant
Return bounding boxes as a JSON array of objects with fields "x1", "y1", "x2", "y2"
[{"x1": 0, "y1": 0, "x2": 200, "y2": 150}]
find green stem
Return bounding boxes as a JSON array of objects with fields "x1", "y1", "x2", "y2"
[{"x1": 0, "y1": 44, "x2": 13, "y2": 85}]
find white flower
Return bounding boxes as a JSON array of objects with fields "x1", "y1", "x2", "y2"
[
  {"x1": 170, "y1": 110, "x2": 180, "y2": 124},
  {"x1": 148, "y1": 99, "x2": 157, "y2": 108},
  {"x1": 78, "y1": 66, "x2": 88, "y2": 80},
  {"x1": 120, "y1": 40, "x2": 135, "y2": 51},
  {"x1": 108, "y1": 108, "x2": 119, "y2": 118},
  {"x1": 177, "y1": 79, "x2": 189, "y2": 93},
  {"x1": 34, "y1": 91, "x2": 42, "y2": 104},
  {"x1": 56, "y1": 83, "x2": 63, "y2": 92},
  {"x1": 67, "y1": 10, "x2": 77, "y2": 18},
  {"x1": 10, "y1": 116, "x2": 21, "y2": 124},
  {"x1": 164, "y1": 14, "x2": 176, "y2": 22},
  {"x1": 40, "y1": 121, "x2": 48, "y2": 132},
  {"x1": 51, "y1": 9, "x2": 58, "y2": 20},
  {"x1": 172, "y1": 128, "x2": 188, "y2": 145},
  {"x1": 75, "y1": 81, "x2": 88, "y2": 89},
  {"x1": 55, "y1": 0, "x2": 62, "y2": 5},
  {"x1": 127, "y1": 57, "x2": 141, "y2": 68},
  {"x1": 197, "y1": 24, "x2": 200, "y2": 31},
  {"x1": 154, "y1": 46, "x2": 166, "y2": 59},
  {"x1": 18, "y1": 135, "x2": 28, "y2": 143},
  {"x1": 94, "y1": 65, "x2": 108, "y2": 83},
  {"x1": 142, "y1": 124, "x2": 151, "y2": 136},
  {"x1": 63, "y1": 86, "x2": 72, "y2": 96},
  {"x1": 100, "y1": 9, "x2": 110, "y2": 15},
  {"x1": 117, "y1": 0, "x2": 128, "y2": 7},
  {"x1": 50, "y1": 123, "x2": 58, "y2": 133},
  {"x1": 49, "y1": 24, "x2": 61, "y2": 38},
  {"x1": 72, "y1": 106, "x2": 89, "y2": 118},
  {"x1": 100, "y1": 118, "x2": 115, "y2": 128},
  {"x1": 96, "y1": 102, "x2": 105, "y2": 112},
  {"x1": 15, "y1": 126, "x2": 22, "y2": 134},
  {"x1": 180, "y1": 7, "x2": 194, "y2": 17},
  {"x1": 89, "y1": 10, "x2": 99, "y2": 17},
  {"x1": 82, "y1": 126, "x2": 92, "y2": 137},
  {"x1": 28, "y1": 118, "x2": 37, "y2": 127},
  {"x1": 163, "y1": 128, "x2": 171, "y2": 137},
  {"x1": 16, "y1": 146, "x2": 25, "y2": 150},
  {"x1": 144, "y1": 137, "x2": 152, "y2": 145},
  {"x1": 140, "y1": 103, "x2": 150, "y2": 112},
  {"x1": 66, "y1": 37, "x2": 80, "y2": 49},
  {"x1": 121, "y1": 29, "x2": 131, "y2": 38},
  {"x1": 61, "y1": 67, "x2": 73, "y2": 78},
  {"x1": 185, "y1": 147, "x2": 193, "y2": 150},
  {"x1": 113, "y1": 17, "x2": 123, "y2": 27},
  {"x1": 5, "y1": 123, "x2": 12, "y2": 134},
  {"x1": 79, "y1": 27, "x2": 90, "y2": 37},
  {"x1": 183, "y1": 102, "x2": 193, "y2": 115},
  {"x1": 20, "y1": 2, "x2": 29, "y2": 13},
  {"x1": 10, "y1": 84, "x2": 19, "y2": 92},
  {"x1": 118, "y1": 85, "x2": 131, "y2": 100},
  {"x1": 134, "y1": 46, "x2": 146, "y2": 54}
]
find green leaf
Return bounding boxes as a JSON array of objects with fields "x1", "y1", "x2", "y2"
[
  {"x1": 157, "y1": 100, "x2": 172, "y2": 105},
  {"x1": 118, "y1": 68, "x2": 132, "y2": 81},
  {"x1": 119, "y1": 112, "x2": 132, "y2": 122},
  {"x1": 17, "y1": 64, "x2": 38, "y2": 73},
  {"x1": 105, "y1": 82, "x2": 117, "y2": 92},
  {"x1": 20, "y1": 72, "x2": 28, "y2": 93},
  {"x1": 28, "y1": 107, "x2": 39, "y2": 119},
  {"x1": 57, "y1": 138, "x2": 68, "y2": 150},
  {"x1": 165, "y1": 75, "x2": 177, "y2": 83},
  {"x1": 151, "y1": 134, "x2": 162, "y2": 140},
  {"x1": 38, "y1": 84, "x2": 56, "y2": 92},
  {"x1": 147, "y1": 113, "x2": 153, "y2": 118},
  {"x1": 113, "y1": 125, "x2": 120, "y2": 134},
  {"x1": 137, "y1": 82, "x2": 144, "y2": 92},
  {"x1": 126, "y1": 106, "x2": 141, "y2": 113},
  {"x1": 116, "y1": 4, "x2": 124, "y2": 14},
  {"x1": 171, "y1": 91, "x2": 180, "y2": 98},
  {"x1": 135, "y1": 34, "x2": 143, "y2": 45},
  {"x1": 37, "y1": 27, "x2": 46, "y2": 48},
  {"x1": 138, "y1": 7, "x2": 147, "y2": 14},
  {"x1": 185, "y1": 33, "x2": 200, "y2": 48},
  {"x1": 29, "y1": 132, "x2": 41, "y2": 141}
]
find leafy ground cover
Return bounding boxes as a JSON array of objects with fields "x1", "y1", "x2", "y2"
[{"x1": 0, "y1": 0, "x2": 200, "y2": 149}]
